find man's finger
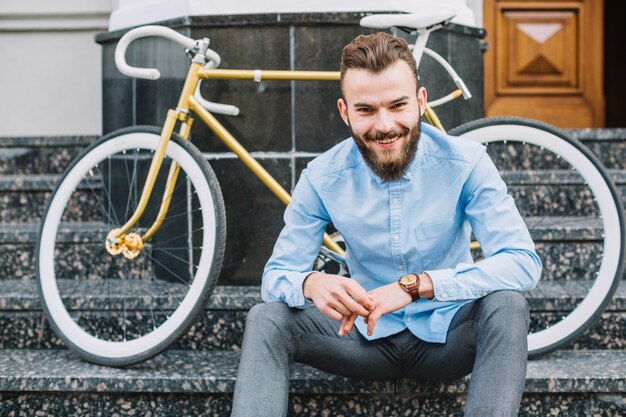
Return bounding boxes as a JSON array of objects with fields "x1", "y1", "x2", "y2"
[
  {"x1": 337, "y1": 293, "x2": 372, "y2": 317},
  {"x1": 321, "y1": 306, "x2": 343, "y2": 321},
  {"x1": 367, "y1": 312, "x2": 380, "y2": 336},
  {"x1": 328, "y1": 300, "x2": 352, "y2": 317},
  {"x1": 344, "y1": 313, "x2": 358, "y2": 333},
  {"x1": 345, "y1": 282, "x2": 376, "y2": 312},
  {"x1": 338, "y1": 315, "x2": 349, "y2": 336}
]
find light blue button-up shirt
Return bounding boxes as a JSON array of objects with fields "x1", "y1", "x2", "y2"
[{"x1": 262, "y1": 123, "x2": 542, "y2": 343}]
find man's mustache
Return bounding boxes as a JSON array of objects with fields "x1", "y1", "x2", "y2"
[{"x1": 363, "y1": 127, "x2": 410, "y2": 142}]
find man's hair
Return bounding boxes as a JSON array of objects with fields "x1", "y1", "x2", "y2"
[{"x1": 340, "y1": 32, "x2": 419, "y2": 96}]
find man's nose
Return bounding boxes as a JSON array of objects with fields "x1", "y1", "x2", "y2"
[{"x1": 374, "y1": 110, "x2": 395, "y2": 133}]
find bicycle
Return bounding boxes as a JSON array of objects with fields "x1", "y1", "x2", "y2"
[{"x1": 37, "y1": 10, "x2": 625, "y2": 366}]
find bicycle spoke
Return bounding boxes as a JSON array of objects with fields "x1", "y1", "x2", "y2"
[
  {"x1": 144, "y1": 252, "x2": 193, "y2": 287},
  {"x1": 93, "y1": 162, "x2": 122, "y2": 226},
  {"x1": 150, "y1": 226, "x2": 205, "y2": 247},
  {"x1": 152, "y1": 207, "x2": 203, "y2": 225},
  {"x1": 77, "y1": 173, "x2": 118, "y2": 224},
  {"x1": 152, "y1": 247, "x2": 198, "y2": 267},
  {"x1": 154, "y1": 246, "x2": 205, "y2": 250},
  {"x1": 122, "y1": 149, "x2": 141, "y2": 222}
]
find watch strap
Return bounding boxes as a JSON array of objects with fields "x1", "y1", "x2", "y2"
[{"x1": 399, "y1": 273, "x2": 420, "y2": 302}]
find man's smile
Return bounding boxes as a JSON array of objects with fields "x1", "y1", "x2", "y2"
[{"x1": 373, "y1": 135, "x2": 402, "y2": 146}]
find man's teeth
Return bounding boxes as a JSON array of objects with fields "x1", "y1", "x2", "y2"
[{"x1": 376, "y1": 136, "x2": 399, "y2": 144}]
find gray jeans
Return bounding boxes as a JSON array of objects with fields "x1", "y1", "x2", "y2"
[{"x1": 231, "y1": 290, "x2": 529, "y2": 417}]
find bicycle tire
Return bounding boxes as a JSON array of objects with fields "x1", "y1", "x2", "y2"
[
  {"x1": 37, "y1": 126, "x2": 226, "y2": 366},
  {"x1": 448, "y1": 117, "x2": 625, "y2": 357}
]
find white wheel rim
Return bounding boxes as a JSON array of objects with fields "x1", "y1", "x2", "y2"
[
  {"x1": 38, "y1": 132, "x2": 218, "y2": 359},
  {"x1": 460, "y1": 125, "x2": 621, "y2": 353}
]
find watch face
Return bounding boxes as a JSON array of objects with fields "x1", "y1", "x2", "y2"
[{"x1": 400, "y1": 274, "x2": 417, "y2": 285}]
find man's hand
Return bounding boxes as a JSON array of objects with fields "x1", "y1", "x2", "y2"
[
  {"x1": 364, "y1": 281, "x2": 413, "y2": 336},
  {"x1": 340, "y1": 273, "x2": 434, "y2": 337},
  {"x1": 303, "y1": 272, "x2": 376, "y2": 330}
]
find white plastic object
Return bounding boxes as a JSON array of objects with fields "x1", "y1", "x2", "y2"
[
  {"x1": 360, "y1": 10, "x2": 456, "y2": 31},
  {"x1": 422, "y1": 48, "x2": 472, "y2": 100},
  {"x1": 193, "y1": 83, "x2": 240, "y2": 116},
  {"x1": 193, "y1": 61, "x2": 240, "y2": 116},
  {"x1": 427, "y1": 91, "x2": 460, "y2": 108},
  {"x1": 115, "y1": 25, "x2": 221, "y2": 80}
]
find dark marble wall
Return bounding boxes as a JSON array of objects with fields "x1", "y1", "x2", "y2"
[{"x1": 96, "y1": 13, "x2": 486, "y2": 285}]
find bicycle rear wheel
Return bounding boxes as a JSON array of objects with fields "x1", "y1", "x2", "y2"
[
  {"x1": 37, "y1": 126, "x2": 226, "y2": 366},
  {"x1": 449, "y1": 117, "x2": 625, "y2": 357}
]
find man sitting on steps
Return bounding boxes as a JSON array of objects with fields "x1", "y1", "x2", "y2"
[{"x1": 230, "y1": 32, "x2": 542, "y2": 417}]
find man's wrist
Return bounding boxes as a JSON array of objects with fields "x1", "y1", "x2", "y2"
[
  {"x1": 418, "y1": 273, "x2": 434, "y2": 300},
  {"x1": 303, "y1": 272, "x2": 320, "y2": 301},
  {"x1": 398, "y1": 273, "x2": 420, "y2": 301}
]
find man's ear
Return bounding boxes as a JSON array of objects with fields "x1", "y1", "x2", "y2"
[
  {"x1": 337, "y1": 98, "x2": 349, "y2": 126},
  {"x1": 417, "y1": 87, "x2": 427, "y2": 117}
]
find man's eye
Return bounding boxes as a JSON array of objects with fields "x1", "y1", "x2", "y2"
[
  {"x1": 392, "y1": 102, "x2": 407, "y2": 109},
  {"x1": 357, "y1": 108, "x2": 373, "y2": 113}
]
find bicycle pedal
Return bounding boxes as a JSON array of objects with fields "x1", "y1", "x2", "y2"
[{"x1": 105, "y1": 228, "x2": 124, "y2": 255}]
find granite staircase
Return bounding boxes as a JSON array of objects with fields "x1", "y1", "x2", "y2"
[{"x1": 0, "y1": 130, "x2": 625, "y2": 416}]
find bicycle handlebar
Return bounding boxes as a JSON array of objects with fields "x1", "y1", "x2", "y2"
[{"x1": 115, "y1": 25, "x2": 221, "y2": 80}]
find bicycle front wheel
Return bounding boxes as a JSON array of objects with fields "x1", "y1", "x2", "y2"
[
  {"x1": 449, "y1": 117, "x2": 625, "y2": 357},
  {"x1": 37, "y1": 126, "x2": 226, "y2": 366}
]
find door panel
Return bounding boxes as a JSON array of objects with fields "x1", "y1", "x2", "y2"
[{"x1": 484, "y1": 0, "x2": 604, "y2": 127}]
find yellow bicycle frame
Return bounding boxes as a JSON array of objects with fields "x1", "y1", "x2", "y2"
[
  {"x1": 110, "y1": 63, "x2": 346, "y2": 255},
  {"x1": 110, "y1": 62, "x2": 479, "y2": 255}
]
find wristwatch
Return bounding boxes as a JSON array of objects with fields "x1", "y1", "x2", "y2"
[{"x1": 398, "y1": 273, "x2": 420, "y2": 302}]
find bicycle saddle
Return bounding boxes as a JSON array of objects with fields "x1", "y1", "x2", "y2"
[{"x1": 360, "y1": 10, "x2": 457, "y2": 32}]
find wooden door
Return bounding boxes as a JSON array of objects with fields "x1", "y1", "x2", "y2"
[{"x1": 483, "y1": 0, "x2": 604, "y2": 127}]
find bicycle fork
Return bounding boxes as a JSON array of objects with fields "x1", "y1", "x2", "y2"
[{"x1": 106, "y1": 62, "x2": 202, "y2": 259}]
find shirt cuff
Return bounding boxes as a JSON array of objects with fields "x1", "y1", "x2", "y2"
[
  {"x1": 424, "y1": 268, "x2": 456, "y2": 301},
  {"x1": 290, "y1": 270, "x2": 316, "y2": 309}
]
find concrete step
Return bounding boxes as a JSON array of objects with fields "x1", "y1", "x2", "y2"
[
  {"x1": 567, "y1": 128, "x2": 626, "y2": 170},
  {"x1": 2, "y1": 215, "x2": 620, "y2": 282},
  {"x1": 0, "y1": 173, "x2": 103, "y2": 223},
  {"x1": 0, "y1": 348, "x2": 624, "y2": 416},
  {"x1": 0, "y1": 223, "x2": 153, "y2": 280},
  {"x1": 502, "y1": 169, "x2": 626, "y2": 215},
  {"x1": 1, "y1": 169, "x2": 623, "y2": 223},
  {"x1": 1, "y1": 281, "x2": 624, "y2": 351},
  {"x1": 0, "y1": 136, "x2": 95, "y2": 176},
  {"x1": 479, "y1": 128, "x2": 626, "y2": 172},
  {"x1": 0, "y1": 129, "x2": 623, "y2": 175}
]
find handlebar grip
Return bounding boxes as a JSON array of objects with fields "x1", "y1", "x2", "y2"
[
  {"x1": 115, "y1": 26, "x2": 195, "y2": 80},
  {"x1": 115, "y1": 25, "x2": 220, "y2": 80}
]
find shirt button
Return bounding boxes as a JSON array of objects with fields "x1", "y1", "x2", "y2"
[
  {"x1": 441, "y1": 292, "x2": 448, "y2": 299},
  {"x1": 393, "y1": 234, "x2": 400, "y2": 241},
  {"x1": 399, "y1": 265, "x2": 405, "y2": 270},
  {"x1": 406, "y1": 317, "x2": 411, "y2": 322},
  {"x1": 393, "y1": 198, "x2": 400, "y2": 205}
]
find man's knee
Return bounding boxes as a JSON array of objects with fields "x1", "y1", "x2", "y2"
[
  {"x1": 245, "y1": 302, "x2": 295, "y2": 335},
  {"x1": 478, "y1": 291, "x2": 530, "y2": 333},
  {"x1": 482, "y1": 291, "x2": 529, "y2": 315}
]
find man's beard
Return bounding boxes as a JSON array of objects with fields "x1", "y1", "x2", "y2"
[{"x1": 350, "y1": 118, "x2": 421, "y2": 182}]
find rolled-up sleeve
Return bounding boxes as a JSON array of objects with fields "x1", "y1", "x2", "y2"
[
  {"x1": 261, "y1": 169, "x2": 330, "y2": 308},
  {"x1": 426, "y1": 148, "x2": 542, "y2": 301}
]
